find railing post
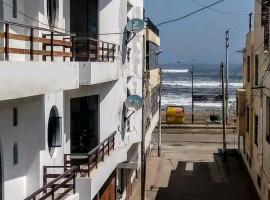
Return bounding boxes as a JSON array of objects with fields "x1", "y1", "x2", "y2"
[
  {"x1": 71, "y1": 36, "x2": 75, "y2": 61},
  {"x1": 43, "y1": 167, "x2": 47, "y2": 194},
  {"x1": 102, "y1": 42, "x2": 104, "y2": 61},
  {"x1": 50, "y1": 31, "x2": 54, "y2": 61},
  {"x1": 87, "y1": 38, "x2": 90, "y2": 61},
  {"x1": 113, "y1": 44, "x2": 116, "y2": 62},
  {"x1": 95, "y1": 150, "x2": 98, "y2": 169},
  {"x1": 30, "y1": 28, "x2": 34, "y2": 61},
  {"x1": 73, "y1": 169, "x2": 76, "y2": 194},
  {"x1": 42, "y1": 35, "x2": 46, "y2": 61},
  {"x1": 5, "y1": 23, "x2": 9, "y2": 61},
  {"x1": 107, "y1": 140, "x2": 110, "y2": 156},
  {"x1": 113, "y1": 135, "x2": 115, "y2": 150},
  {"x1": 51, "y1": 184, "x2": 55, "y2": 200},
  {"x1": 64, "y1": 154, "x2": 67, "y2": 172},
  {"x1": 88, "y1": 155, "x2": 90, "y2": 177},
  {"x1": 102, "y1": 144, "x2": 105, "y2": 162},
  {"x1": 107, "y1": 43, "x2": 110, "y2": 62}
]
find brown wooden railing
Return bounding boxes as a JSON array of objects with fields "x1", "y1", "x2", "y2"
[
  {"x1": 0, "y1": 21, "x2": 74, "y2": 61},
  {"x1": 64, "y1": 132, "x2": 116, "y2": 177},
  {"x1": 25, "y1": 166, "x2": 78, "y2": 200},
  {"x1": 73, "y1": 37, "x2": 116, "y2": 62}
]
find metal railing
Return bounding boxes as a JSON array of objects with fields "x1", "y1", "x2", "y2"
[
  {"x1": 25, "y1": 166, "x2": 78, "y2": 200},
  {"x1": 73, "y1": 37, "x2": 117, "y2": 62},
  {"x1": 64, "y1": 132, "x2": 116, "y2": 177}
]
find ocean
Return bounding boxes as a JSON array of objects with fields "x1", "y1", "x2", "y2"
[{"x1": 161, "y1": 63, "x2": 243, "y2": 113}]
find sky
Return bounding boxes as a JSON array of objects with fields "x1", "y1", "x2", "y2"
[{"x1": 144, "y1": 0, "x2": 254, "y2": 64}]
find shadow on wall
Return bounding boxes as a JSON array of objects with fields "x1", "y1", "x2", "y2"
[
  {"x1": 99, "y1": 0, "x2": 113, "y2": 11},
  {"x1": 155, "y1": 150, "x2": 259, "y2": 200}
]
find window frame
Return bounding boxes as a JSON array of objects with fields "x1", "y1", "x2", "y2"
[{"x1": 255, "y1": 54, "x2": 259, "y2": 86}]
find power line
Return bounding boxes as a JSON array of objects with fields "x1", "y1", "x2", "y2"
[
  {"x1": 157, "y1": 0, "x2": 225, "y2": 27},
  {"x1": 189, "y1": 0, "x2": 249, "y2": 16}
]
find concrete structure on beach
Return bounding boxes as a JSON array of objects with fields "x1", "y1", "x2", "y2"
[
  {"x1": 0, "y1": 0, "x2": 160, "y2": 199},
  {"x1": 237, "y1": 0, "x2": 270, "y2": 199}
]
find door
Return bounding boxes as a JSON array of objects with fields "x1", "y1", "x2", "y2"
[
  {"x1": 70, "y1": 96, "x2": 99, "y2": 153},
  {"x1": 99, "y1": 174, "x2": 116, "y2": 200}
]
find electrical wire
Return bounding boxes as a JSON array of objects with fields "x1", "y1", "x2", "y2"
[
  {"x1": 157, "y1": 0, "x2": 224, "y2": 27},
  {"x1": 189, "y1": 0, "x2": 250, "y2": 16}
]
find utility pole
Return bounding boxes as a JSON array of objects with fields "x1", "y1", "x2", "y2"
[
  {"x1": 191, "y1": 59, "x2": 195, "y2": 124},
  {"x1": 141, "y1": 36, "x2": 146, "y2": 200},
  {"x1": 249, "y1": 12, "x2": 252, "y2": 32},
  {"x1": 158, "y1": 67, "x2": 162, "y2": 157},
  {"x1": 225, "y1": 30, "x2": 229, "y2": 124},
  {"x1": 221, "y1": 62, "x2": 227, "y2": 161}
]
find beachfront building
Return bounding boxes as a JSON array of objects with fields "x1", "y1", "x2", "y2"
[
  {"x1": 143, "y1": 17, "x2": 161, "y2": 156},
  {"x1": 237, "y1": 0, "x2": 270, "y2": 199},
  {"x1": 0, "y1": 0, "x2": 147, "y2": 199}
]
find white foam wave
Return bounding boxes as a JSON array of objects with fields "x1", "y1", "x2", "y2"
[
  {"x1": 161, "y1": 95, "x2": 236, "y2": 109},
  {"x1": 162, "y1": 69, "x2": 189, "y2": 73},
  {"x1": 163, "y1": 80, "x2": 243, "y2": 88}
]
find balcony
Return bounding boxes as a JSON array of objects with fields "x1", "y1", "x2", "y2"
[
  {"x1": 0, "y1": 21, "x2": 129, "y2": 100},
  {"x1": 25, "y1": 166, "x2": 78, "y2": 200},
  {"x1": 64, "y1": 132, "x2": 116, "y2": 177},
  {"x1": 64, "y1": 132, "x2": 126, "y2": 199},
  {"x1": 0, "y1": 21, "x2": 79, "y2": 100}
]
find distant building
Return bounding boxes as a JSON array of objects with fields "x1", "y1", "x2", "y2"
[
  {"x1": 0, "y1": 0, "x2": 162, "y2": 200},
  {"x1": 237, "y1": 1, "x2": 270, "y2": 199}
]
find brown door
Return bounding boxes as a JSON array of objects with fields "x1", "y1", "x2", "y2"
[{"x1": 99, "y1": 175, "x2": 116, "y2": 200}]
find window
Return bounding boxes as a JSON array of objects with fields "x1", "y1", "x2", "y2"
[
  {"x1": 13, "y1": 143, "x2": 18, "y2": 165},
  {"x1": 261, "y1": 0, "x2": 270, "y2": 51},
  {"x1": 13, "y1": 108, "x2": 18, "y2": 127},
  {"x1": 247, "y1": 56, "x2": 251, "y2": 82},
  {"x1": 255, "y1": 55, "x2": 259, "y2": 85},
  {"x1": 254, "y1": 114, "x2": 259, "y2": 146},
  {"x1": 246, "y1": 107, "x2": 250, "y2": 134},
  {"x1": 48, "y1": 106, "x2": 62, "y2": 156},
  {"x1": 47, "y1": 0, "x2": 58, "y2": 27},
  {"x1": 257, "y1": 174, "x2": 261, "y2": 189},
  {"x1": 267, "y1": 98, "x2": 270, "y2": 143},
  {"x1": 13, "y1": 0, "x2": 17, "y2": 18}
]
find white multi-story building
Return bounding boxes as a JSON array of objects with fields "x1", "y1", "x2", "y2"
[{"x1": 0, "y1": 0, "x2": 161, "y2": 200}]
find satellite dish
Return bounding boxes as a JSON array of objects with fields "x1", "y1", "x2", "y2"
[
  {"x1": 125, "y1": 95, "x2": 144, "y2": 111},
  {"x1": 126, "y1": 18, "x2": 145, "y2": 33}
]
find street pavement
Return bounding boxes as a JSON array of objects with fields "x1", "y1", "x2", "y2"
[{"x1": 130, "y1": 131, "x2": 259, "y2": 200}]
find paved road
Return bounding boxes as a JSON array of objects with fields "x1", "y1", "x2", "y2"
[{"x1": 130, "y1": 132, "x2": 259, "y2": 200}]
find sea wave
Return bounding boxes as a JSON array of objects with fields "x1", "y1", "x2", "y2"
[
  {"x1": 163, "y1": 80, "x2": 243, "y2": 88},
  {"x1": 161, "y1": 95, "x2": 236, "y2": 110},
  {"x1": 162, "y1": 69, "x2": 189, "y2": 73}
]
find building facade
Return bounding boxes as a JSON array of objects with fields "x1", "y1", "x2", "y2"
[
  {"x1": 237, "y1": 0, "x2": 270, "y2": 199},
  {"x1": 0, "y1": 0, "x2": 160, "y2": 200}
]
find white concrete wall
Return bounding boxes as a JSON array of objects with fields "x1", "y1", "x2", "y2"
[
  {"x1": 0, "y1": 91, "x2": 70, "y2": 199},
  {"x1": 0, "y1": 61, "x2": 79, "y2": 101}
]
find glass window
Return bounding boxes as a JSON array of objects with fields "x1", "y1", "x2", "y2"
[
  {"x1": 246, "y1": 106, "x2": 250, "y2": 133},
  {"x1": 247, "y1": 56, "x2": 251, "y2": 82},
  {"x1": 48, "y1": 106, "x2": 62, "y2": 156},
  {"x1": 47, "y1": 0, "x2": 58, "y2": 27},
  {"x1": 267, "y1": 98, "x2": 270, "y2": 143},
  {"x1": 255, "y1": 55, "x2": 259, "y2": 86},
  {"x1": 13, "y1": 0, "x2": 17, "y2": 18},
  {"x1": 13, "y1": 143, "x2": 18, "y2": 165},
  {"x1": 254, "y1": 114, "x2": 258, "y2": 146}
]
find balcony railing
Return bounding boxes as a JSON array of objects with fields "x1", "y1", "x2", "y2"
[
  {"x1": 25, "y1": 166, "x2": 78, "y2": 200},
  {"x1": 64, "y1": 131, "x2": 116, "y2": 177},
  {"x1": 73, "y1": 37, "x2": 117, "y2": 62},
  {"x1": 0, "y1": 21, "x2": 119, "y2": 63},
  {"x1": 0, "y1": 21, "x2": 74, "y2": 61}
]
